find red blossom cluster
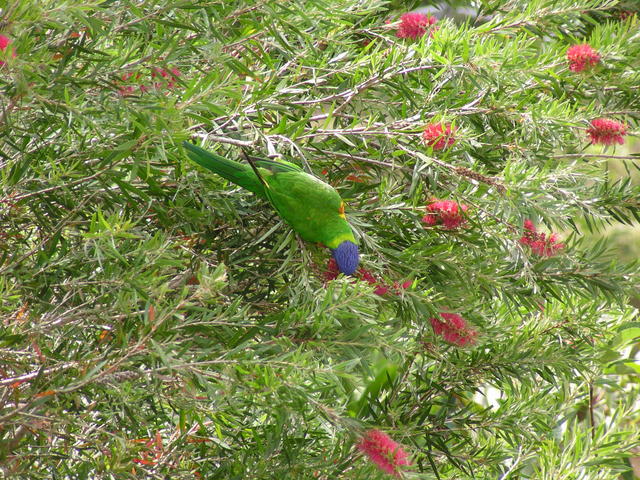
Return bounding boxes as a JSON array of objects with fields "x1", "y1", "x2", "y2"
[
  {"x1": 429, "y1": 312, "x2": 478, "y2": 347},
  {"x1": 357, "y1": 429, "x2": 411, "y2": 477},
  {"x1": 422, "y1": 200, "x2": 469, "y2": 230},
  {"x1": 566, "y1": 44, "x2": 600, "y2": 72},
  {"x1": 0, "y1": 34, "x2": 16, "y2": 66},
  {"x1": 118, "y1": 66, "x2": 181, "y2": 96},
  {"x1": 324, "y1": 258, "x2": 411, "y2": 296},
  {"x1": 586, "y1": 118, "x2": 627, "y2": 146},
  {"x1": 396, "y1": 12, "x2": 438, "y2": 40},
  {"x1": 422, "y1": 122, "x2": 457, "y2": 150},
  {"x1": 519, "y1": 219, "x2": 564, "y2": 257}
]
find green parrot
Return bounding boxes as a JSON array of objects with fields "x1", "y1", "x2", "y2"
[{"x1": 183, "y1": 141, "x2": 360, "y2": 275}]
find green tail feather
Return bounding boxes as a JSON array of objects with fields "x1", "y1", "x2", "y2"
[{"x1": 182, "y1": 141, "x2": 266, "y2": 197}]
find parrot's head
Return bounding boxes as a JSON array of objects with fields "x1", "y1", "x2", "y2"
[{"x1": 332, "y1": 241, "x2": 359, "y2": 276}]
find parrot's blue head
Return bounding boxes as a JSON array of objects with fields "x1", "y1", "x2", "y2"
[{"x1": 332, "y1": 241, "x2": 359, "y2": 276}]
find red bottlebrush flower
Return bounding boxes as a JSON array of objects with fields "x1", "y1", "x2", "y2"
[
  {"x1": 396, "y1": 12, "x2": 437, "y2": 40},
  {"x1": 357, "y1": 429, "x2": 410, "y2": 477},
  {"x1": 395, "y1": 280, "x2": 412, "y2": 290},
  {"x1": 346, "y1": 174, "x2": 365, "y2": 183},
  {"x1": 0, "y1": 35, "x2": 10, "y2": 51},
  {"x1": 519, "y1": 220, "x2": 564, "y2": 257},
  {"x1": 324, "y1": 257, "x2": 340, "y2": 282},
  {"x1": 618, "y1": 10, "x2": 634, "y2": 20},
  {"x1": 0, "y1": 34, "x2": 16, "y2": 66},
  {"x1": 566, "y1": 44, "x2": 600, "y2": 73},
  {"x1": 358, "y1": 268, "x2": 378, "y2": 285},
  {"x1": 151, "y1": 67, "x2": 168, "y2": 78},
  {"x1": 118, "y1": 85, "x2": 136, "y2": 96},
  {"x1": 586, "y1": 118, "x2": 627, "y2": 146},
  {"x1": 373, "y1": 284, "x2": 390, "y2": 296},
  {"x1": 152, "y1": 66, "x2": 180, "y2": 78},
  {"x1": 119, "y1": 72, "x2": 144, "y2": 96},
  {"x1": 357, "y1": 267, "x2": 411, "y2": 296},
  {"x1": 422, "y1": 200, "x2": 469, "y2": 230},
  {"x1": 151, "y1": 66, "x2": 180, "y2": 89},
  {"x1": 429, "y1": 313, "x2": 478, "y2": 347},
  {"x1": 523, "y1": 218, "x2": 535, "y2": 232},
  {"x1": 118, "y1": 66, "x2": 181, "y2": 96},
  {"x1": 356, "y1": 267, "x2": 392, "y2": 296},
  {"x1": 324, "y1": 259, "x2": 410, "y2": 296},
  {"x1": 422, "y1": 123, "x2": 457, "y2": 150}
]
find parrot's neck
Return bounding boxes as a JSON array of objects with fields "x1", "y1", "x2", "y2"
[{"x1": 325, "y1": 231, "x2": 356, "y2": 250}]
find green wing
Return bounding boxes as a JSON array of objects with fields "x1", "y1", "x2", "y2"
[
  {"x1": 183, "y1": 141, "x2": 355, "y2": 248},
  {"x1": 183, "y1": 142, "x2": 266, "y2": 197},
  {"x1": 250, "y1": 156, "x2": 302, "y2": 173},
  {"x1": 264, "y1": 171, "x2": 356, "y2": 248},
  {"x1": 183, "y1": 142, "x2": 303, "y2": 198}
]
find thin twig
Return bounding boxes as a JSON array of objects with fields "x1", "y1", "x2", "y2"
[
  {"x1": 8, "y1": 163, "x2": 115, "y2": 203},
  {"x1": 588, "y1": 382, "x2": 596, "y2": 440},
  {"x1": 396, "y1": 144, "x2": 507, "y2": 194},
  {"x1": 290, "y1": 61, "x2": 438, "y2": 110},
  {"x1": 553, "y1": 153, "x2": 640, "y2": 160},
  {"x1": 191, "y1": 133, "x2": 255, "y2": 148},
  {"x1": 0, "y1": 362, "x2": 78, "y2": 387}
]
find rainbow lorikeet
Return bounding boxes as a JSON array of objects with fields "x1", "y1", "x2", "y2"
[{"x1": 183, "y1": 142, "x2": 359, "y2": 275}]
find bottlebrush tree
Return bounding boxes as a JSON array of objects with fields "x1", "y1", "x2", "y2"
[{"x1": 2, "y1": 0, "x2": 640, "y2": 478}]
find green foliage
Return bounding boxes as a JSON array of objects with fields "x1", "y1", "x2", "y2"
[{"x1": 1, "y1": 0, "x2": 639, "y2": 478}]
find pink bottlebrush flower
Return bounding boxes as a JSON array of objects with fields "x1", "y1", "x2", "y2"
[
  {"x1": 422, "y1": 123, "x2": 457, "y2": 150},
  {"x1": 0, "y1": 34, "x2": 17, "y2": 66},
  {"x1": 567, "y1": 44, "x2": 600, "y2": 73},
  {"x1": 429, "y1": 313, "x2": 478, "y2": 347},
  {"x1": 357, "y1": 429, "x2": 411, "y2": 477},
  {"x1": 586, "y1": 118, "x2": 627, "y2": 146},
  {"x1": 519, "y1": 220, "x2": 564, "y2": 257},
  {"x1": 422, "y1": 200, "x2": 469, "y2": 230},
  {"x1": 396, "y1": 12, "x2": 437, "y2": 40}
]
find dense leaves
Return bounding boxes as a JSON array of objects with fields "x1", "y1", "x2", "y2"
[{"x1": 1, "y1": 0, "x2": 639, "y2": 478}]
